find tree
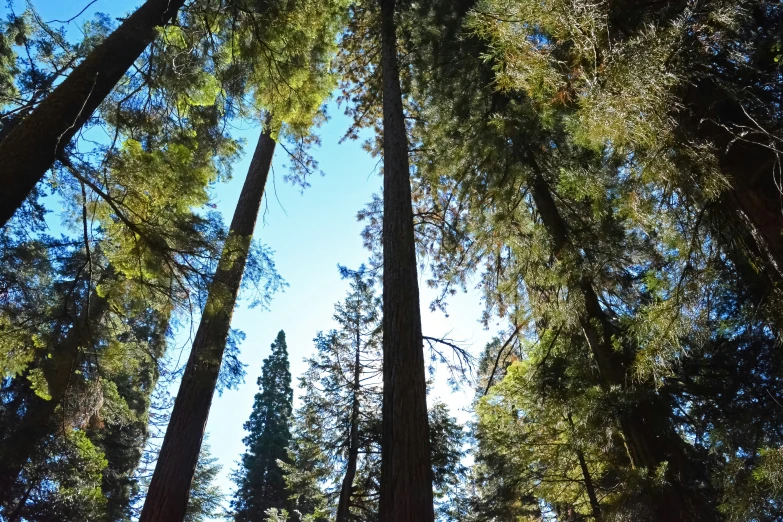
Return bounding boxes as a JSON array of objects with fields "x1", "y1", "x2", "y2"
[
  {"x1": 284, "y1": 269, "x2": 465, "y2": 522},
  {"x1": 140, "y1": 123, "x2": 278, "y2": 521},
  {"x1": 0, "y1": 15, "x2": 242, "y2": 504},
  {"x1": 394, "y1": 1, "x2": 783, "y2": 519},
  {"x1": 390, "y1": 0, "x2": 741, "y2": 517},
  {"x1": 0, "y1": 13, "x2": 252, "y2": 508},
  {"x1": 140, "y1": 0, "x2": 347, "y2": 514},
  {"x1": 377, "y1": 0, "x2": 435, "y2": 519},
  {"x1": 232, "y1": 330, "x2": 294, "y2": 522},
  {"x1": 467, "y1": 0, "x2": 783, "y2": 287},
  {"x1": 0, "y1": 234, "x2": 176, "y2": 519},
  {"x1": 0, "y1": 0, "x2": 189, "y2": 226},
  {"x1": 289, "y1": 268, "x2": 383, "y2": 522},
  {"x1": 331, "y1": 268, "x2": 382, "y2": 522},
  {"x1": 185, "y1": 443, "x2": 226, "y2": 522}
]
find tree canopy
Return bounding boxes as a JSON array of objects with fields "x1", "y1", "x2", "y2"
[{"x1": 1, "y1": 0, "x2": 782, "y2": 521}]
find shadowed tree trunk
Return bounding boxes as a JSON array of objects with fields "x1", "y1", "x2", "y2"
[
  {"x1": 139, "y1": 125, "x2": 276, "y2": 522},
  {"x1": 576, "y1": 448, "x2": 601, "y2": 522},
  {"x1": 377, "y1": 0, "x2": 435, "y2": 521},
  {"x1": 0, "y1": 282, "x2": 110, "y2": 506},
  {"x1": 568, "y1": 414, "x2": 601, "y2": 521},
  {"x1": 336, "y1": 320, "x2": 362, "y2": 522},
  {"x1": 684, "y1": 78, "x2": 783, "y2": 285},
  {"x1": 0, "y1": 0, "x2": 188, "y2": 228}
]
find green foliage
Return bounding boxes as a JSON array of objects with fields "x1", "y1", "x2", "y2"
[
  {"x1": 288, "y1": 267, "x2": 383, "y2": 520},
  {"x1": 0, "y1": 15, "x2": 20, "y2": 112},
  {"x1": 1, "y1": 0, "x2": 782, "y2": 520},
  {"x1": 233, "y1": 330, "x2": 294, "y2": 522},
  {"x1": 388, "y1": 0, "x2": 783, "y2": 518},
  {"x1": 186, "y1": 443, "x2": 227, "y2": 522},
  {"x1": 466, "y1": 0, "x2": 783, "y2": 225},
  {"x1": 281, "y1": 407, "x2": 331, "y2": 522},
  {"x1": 475, "y1": 359, "x2": 613, "y2": 519},
  {"x1": 8, "y1": 429, "x2": 109, "y2": 521}
]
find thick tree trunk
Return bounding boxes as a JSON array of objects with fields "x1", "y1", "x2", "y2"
[
  {"x1": 0, "y1": 285, "x2": 109, "y2": 506},
  {"x1": 336, "y1": 325, "x2": 363, "y2": 522},
  {"x1": 377, "y1": 0, "x2": 435, "y2": 521},
  {"x1": 682, "y1": 79, "x2": 783, "y2": 284},
  {"x1": 0, "y1": 0, "x2": 188, "y2": 228},
  {"x1": 139, "y1": 126, "x2": 276, "y2": 522},
  {"x1": 527, "y1": 168, "x2": 715, "y2": 521}
]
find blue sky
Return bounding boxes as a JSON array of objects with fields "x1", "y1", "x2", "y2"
[{"x1": 10, "y1": 0, "x2": 500, "y2": 514}]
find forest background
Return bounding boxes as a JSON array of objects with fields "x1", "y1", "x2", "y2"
[
  {"x1": 7, "y1": 0, "x2": 493, "y2": 516},
  {"x1": 3, "y1": 0, "x2": 782, "y2": 519}
]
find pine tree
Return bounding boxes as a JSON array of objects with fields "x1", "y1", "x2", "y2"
[
  {"x1": 0, "y1": 236, "x2": 176, "y2": 519},
  {"x1": 395, "y1": 1, "x2": 783, "y2": 519},
  {"x1": 284, "y1": 269, "x2": 465, "y2": 522},
  {"x1": 233, "y1": 330, "x2": 294, "y2": 522},
  {"x1": 185, "y1": 443, "x2": 226, "y2": 522},
  {"x1": 288, "y1": 268, "x2": 383, "y2": 521},
  {"x1": 467, "y1": 0, "x2": 783, "y2": 288}
]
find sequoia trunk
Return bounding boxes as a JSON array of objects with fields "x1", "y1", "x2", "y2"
[
  {"x1": 688, "y1": 79, "x2": 783, "y2": 284},
  {"x1": 377, "y1": 0, "x2": 435, "y2": 520},
  {"x1": 139, "y1": 126, "x2": 276, "y2": 522},
  {"x1": 0, "y1": 0, "x2": 187, "y2": 228}
]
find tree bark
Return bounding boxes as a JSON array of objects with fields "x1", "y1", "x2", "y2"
[
  {"x1": 0, "y1": 0, "x2": 188, "y2": 228},
  {"x1": 684, "y1": 78, "x2": 783, "y2": 285},
  {"x1": 576, "y1": 449, "x2": 601, "y2": 521},
  {"x1": 377, "y1": 0, "x2": 436, "y2": 521},
  {"x1": 0, "y1": 283, "x2": 109, "y2": 506},
  {"x1": 139, "y1": 125, "x2": 276, "y2": 522},
  {"x1": 336, "y1": 320, "x2": 363, "y2": 522}
]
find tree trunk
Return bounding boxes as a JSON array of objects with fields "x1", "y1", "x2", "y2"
[
  {"x1": 568, "y1": 415, "x2": 601, "y2": 521},
  {"x1": 139, "y1": 125, "x2": 276, "y2": 522},
  {"x1": 684, "y1": 79, "x2": 783, "y2": 285},
  {"x1": 576, "y1": 449, "x2": 601, "y2": 521},
  {"x1": 0, "y1": 0, "x2": 188, "y2": 228},
  {"x1": 0, "y1": 284, "x2": 109, "y2": 506},
  {"x1": 377, "y1": 0, "x2": 435, "y2": 521},
  {"x1": 336, "y1": 321, "x2": 363, "y2": 522},
  {"x1": 527, "y1": 167, "x2": 715, "y2": 521}
]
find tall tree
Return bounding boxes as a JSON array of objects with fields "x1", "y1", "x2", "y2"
[
  {"x1": 0, "y1": 223, "x2": 184, "y2": 518},
  {"x1": 232, "y1": 330, "x2": 294, "y2": 522},
  {"x1": 391, "y1": 1, "x2": 783, "y2": 519},
  {"x1": 288, "y1": 268, "x2": 383, "y2": 521},
  {"x1": 140, "y1": 123, "x2": 277, "y2": 522},
  {"x1": 140, "y1": 0, "x2": 346, "y2": 514},
  {"x1": 0, "y1": 265, "x2": 111, "y2": 499},
  {"x1": 467, "y1": 0, "x2": 783, "y2": 286},
  {"x1": 333, "y1": 270, "x2": 381, "y2": 522},
  {"x1": 0, "y1": 0, "x2": 190, "y2": 227},
  {"x1": 377, "y1": 0, "x2": 435, "y2": 520}
]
